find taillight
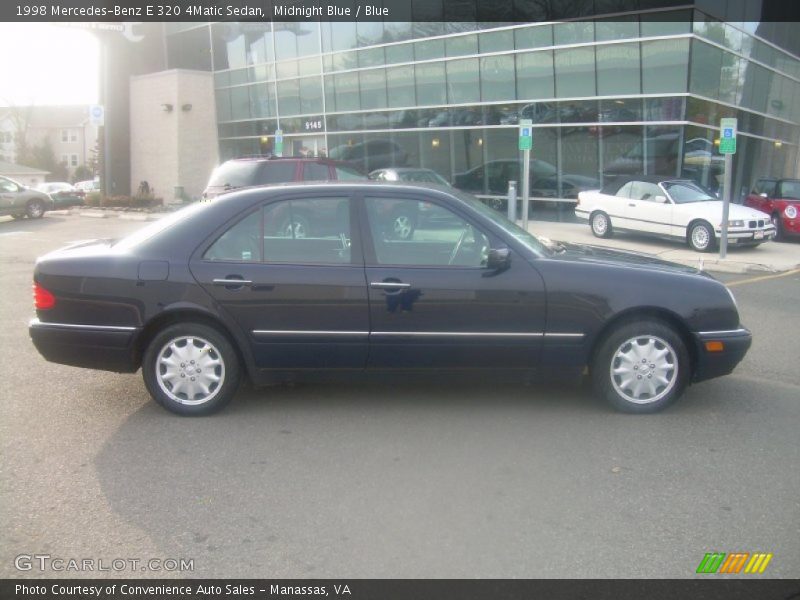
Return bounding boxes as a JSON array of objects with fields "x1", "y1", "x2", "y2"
[{"x1": 33, "y1": 282, "x2": 56, "y2": 310}]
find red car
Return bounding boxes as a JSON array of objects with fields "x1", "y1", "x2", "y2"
[{"x1": 745, "y1": 178, "x2": 800, "y2": 241}]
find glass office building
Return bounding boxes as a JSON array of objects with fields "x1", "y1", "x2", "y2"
[{"x1": 164, "y1": 3, "x2": 800, "y2": 204}]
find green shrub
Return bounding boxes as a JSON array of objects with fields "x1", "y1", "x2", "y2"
[{"x1": 84, "y1": 192, "x2": 102, "y2": 207}]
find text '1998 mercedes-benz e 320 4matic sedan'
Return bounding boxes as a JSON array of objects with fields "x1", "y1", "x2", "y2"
[{"x1": 30, "y1": 182, "x2": 751, "y2": 415}]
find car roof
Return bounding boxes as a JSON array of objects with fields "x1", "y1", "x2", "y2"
[{"x1": 224, "y1": 155, "x2": 345, "y2": 165}]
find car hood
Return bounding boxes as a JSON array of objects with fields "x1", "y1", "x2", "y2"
[
  {"x1": 676, "y1": 201, "x2": 769, "y2": 222},
  {"x1": 545, "y1": 240, "x2": 705, "y2": 276}
]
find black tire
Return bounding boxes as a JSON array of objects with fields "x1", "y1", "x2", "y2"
[
  {"x1": 389, "y1": 211, "x2": 416, "y2": 240},
  {"x1": 26, "y1": 199, "x2": 45, "y2": 219},
  {"x1": 279, "y1": 214, "x2": 311, "y2": 239},
  {"x1": 590, "y1": 211, "x2": 613, "y2": 238},
  {"x1": 771, "y1": 213, "x2": 784, "y2": 242},
  {"x1": 142, "y1": 322, "x2": 241, "y2": 416},
  {"x1": 591, "y1": 319, "x2": 690, "y2": 414},
  {"x1": 688, "y1": 221, "x2": 716, "y2": 252}
]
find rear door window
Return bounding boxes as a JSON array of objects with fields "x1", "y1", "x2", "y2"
[
  {"x1": 258, "y1": 162, "x2": 298, "y2": 184},
  {"x1": 302, "y1": 162, "x2": 331, "y2": 181}
]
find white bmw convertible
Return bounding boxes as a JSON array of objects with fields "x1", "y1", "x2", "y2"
[{"x1": 575, "y1": 176, "x2": 776, "y2": 252}]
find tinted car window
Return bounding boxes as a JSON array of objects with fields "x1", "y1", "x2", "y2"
[
  {"x1": 334, "y1": 166, "x2": 364, "y2": 180},
  {"x1": 662, "y1": 181, "x2": 716, "y2": 204},
  {"x1": 0, "y1": 177, "x2": 18, "y2": 192},
  {"x1": 263, "y1": 198, "x2": 351, "y2": 264},
  {"x1": 365, "y1": 197, "x2": 489, "y2": 267},
  {"x1": 258, "y1": 162, "x2": 298, "y2": 184},
  {"x1": 204, "y1": 211, "x2": 261, "y2": 262},
  {"x1": 302, "y1": 162, "x2": 331, "y2": 181},
  {"x1": 753, "y1": 178, "x2": 777, "y2": 197}
]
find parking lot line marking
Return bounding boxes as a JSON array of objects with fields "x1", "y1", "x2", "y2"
[{"x1": 727, "y1": 268, "x2": 800, "y2": 288}]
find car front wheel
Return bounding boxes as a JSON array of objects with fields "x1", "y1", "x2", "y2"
[
  {"x1": 592, "y1": 319, "x2": 689, "y2": 413},
  {"x1": 143, "y1": 323, "x2": 241, "y2": 416},
  {"x1": 688, "y1": 221, "x2": 715, "y2": 252},
  {"x1": 590, "y1": 211, "x2": 613, "y2": 238},
  {"x1": 26, "y1": 200, "x2": 45, "y2": 219}
]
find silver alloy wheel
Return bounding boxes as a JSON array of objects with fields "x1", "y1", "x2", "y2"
[
  {"x1": 610, "y1": 335, "x2": 678, "y2": 405},
  {"x1": 691, "y1": 224, "x2": 710, "y2": 250},
  {"x1": 155, "y1": 336, "x2": 225, "y2": 406},
  {"x1": 27, "y1": 201, "x2": 43, "y2": 218},
  {"x1": 393, "y1": 215, "x2": 412, "y2": 239},
  {"x1": 592, "y1": 213, "x2": 608, "y2": 235}
]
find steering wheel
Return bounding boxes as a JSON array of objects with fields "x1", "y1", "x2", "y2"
[{"x1": 448, "y1": 228, "x2": 469, "y2": 265}]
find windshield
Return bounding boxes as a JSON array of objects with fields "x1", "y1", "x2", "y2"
[
  {"x1": 778, "y1": 181, "x2": 800, "y2": 200},
  {"x1": 113, "y1": 202, "x2": 210, "y2": 251},
  {"x1": 207, "y1": 161, "x2": 261, "y2": 188},
  {"x1": 662, "y1": 181, "x2": 716, "y2": 204},
  {"x1": 453, "y1": 190, "x2": 549, "y2": 256}
]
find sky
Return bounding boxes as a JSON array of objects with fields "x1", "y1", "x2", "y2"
[{"x1": 0, "y1": 23, "x2": 99, "y2": 107}]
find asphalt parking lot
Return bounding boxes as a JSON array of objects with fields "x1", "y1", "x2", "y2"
[{"x1": 1, "y1": 214, "x2": 798, "y2": 579}]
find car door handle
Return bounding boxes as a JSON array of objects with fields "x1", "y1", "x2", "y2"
[
  {"x1": 370, "y1": 281, "x2": 411, "y2": 289},
  {"x1": 213, "y1": 278, "x2": 253, "y2": 286}
]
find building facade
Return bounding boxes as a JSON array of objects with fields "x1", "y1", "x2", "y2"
[{"x1": 157, "y1": 2, "x2": 799, "y2": 204}]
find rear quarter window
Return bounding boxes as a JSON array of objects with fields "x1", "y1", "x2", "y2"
[{"x1": 258, "y1": 162, "x2": 298, "y2": 184}]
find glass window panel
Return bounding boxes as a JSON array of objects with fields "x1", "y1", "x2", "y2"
[
  {"x1": 295, "y1": 22, "x2": 320, "y2": 56},
  {"x1": 276, "y1": 60, "x2": 298, "y2": 79},
  {"x1": 451, "y1": 129, "x2": 490, "y2": 195},
  {"x1": 385, "y1": 43, "x2": 414, "y2": 64},
  {"x1": 216, "y1": 88, "x2": 232, "y2": 122},
  {"x1": 229, "y1": 68, "x2": 248, "y2": 86},
  {"x1": 516, "y1": 51, "x2": 555, "y2": 100},
  {"x1": 515, "y1": 25, "x2": 553, "y2": 50},
  {"x1": 204, "y1": 210, "x2": 261, "y2": 262},
  {"x1": 277, "y1": 79, "x2": 300, "y2": 116},
  {"x1": 555, "y1": 47, "x2": 596, "y2": 98},
  {"x1": 640, "y1": 10, "x2": 692, "y2": 37},
  {"x1": 230, "y1": 86, "x2": 251, "y2": 120},
  {"x1": 415, "y1": 39, "x2": 445, "y2": 61},
  {"x1": 681, "y1": 125, "x2": 722, "y2": 190},
  {"x1": 298, "y1": 77, "x2": 322, "y2": 114},
  {"x1": 384, "y1": 22, "x2": 414, "y2": 44},
  {"x1": 166, "y1": 28, "x2": 212, "y2": 71},
  {"x1": 690, "y1": 41, "x2": 723, "y2": 100},
  {"x1": 360, "y1": 69, "x2": 388, "y2": 110},
  {"x1": 214, "y1": 71, "x2": 230, "y2": 88},
  {"x1": 323, "y1": 75, "x2": 336, "y2": 113},
  {"x1": 600, "y1": 98, "x2": 642, "y2": 122},
  {"x1": 357, "y1": 21, "x2": 385, "y2": 47},
  {"x1": 334, "y1": 72, "x2": 360, "y2": 112},
  {"x1": 601, "y1": 126, "x2": 644, "y2": 185},
  {"x1": 479, "y1": 29, "x2": 514, "y2": 53},
  {"x1": 297, "y1": 57, "x2": 319, "y2": 77},
  {"x1": 719, "y1": 54, "x2": 744, "y2": 105},
  {"x1": 554, "y1": 21, "x2": 594, "y2": 46},
  {"x1": 274, "y1": 28, "x2": 298, "y2": 61},
  {"x1": 446, "y1": 34, "x2": 478, "y2": 57},
  {"x1": 447, "y1": 59, "x2": 480, "y2": 104},
  {"x1": 642, "y1": 39, "x2": 690, "y2": 94},
  {"x1": 387, "y1": 65, "x2": 416, "y2": 108},
  {"x1": 596, "y1": 43, "x2": 641, "y2": 96},
  {"x1": 359, "y1": 46, "x2": 385, "y2": 68},
  {"x1": 480, "y1": 55, "x2": 515, "y2": 102},
  {"x1": 416, "y1": 62, "x2": 447, "y2": 106},
  {"x1": 594, "y1": 16, "x2": 638, "y2": 41},
  {"x1": 331, "y1": 51, "x2": 358, "y2": 72},
  {"x1": 560, "y1": 127, "x2": 600, "y2": 193},
  {"x1": 644, "y1": 126, "x2": 682, "y2": 177},
  {"x1": 323, "y1": 22, "x2": 357, "y2": 53},
  {"x1": 249, "y1": 83, "x2": 272, "y2": 119}
]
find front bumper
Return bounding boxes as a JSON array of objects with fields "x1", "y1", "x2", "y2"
[
  {"x1": 715, "y1": 226, "x2": 776, "y2": 244},
  {"x1": 691, "y1": 327, "x2": 752, "y2": 383},
  {"x1": 29, "y1": 318, "x2": 140, "y2": 373}
]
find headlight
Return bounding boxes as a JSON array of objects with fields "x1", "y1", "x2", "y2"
[
  {"x1": 727, "y1": 220, "x2": 745, "y2": 228},
  {"x1": 785, "y1": 205, "x2": 798, "y2": 219}
]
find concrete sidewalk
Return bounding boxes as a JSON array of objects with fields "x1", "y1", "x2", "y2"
[{"x1": 527, "y1": 220, "x2": 800, "y2": 274}]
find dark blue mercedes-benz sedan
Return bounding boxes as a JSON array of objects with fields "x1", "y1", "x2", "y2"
[{"x1": 29, "y1": 182, "x2": 751, "y2": 415}]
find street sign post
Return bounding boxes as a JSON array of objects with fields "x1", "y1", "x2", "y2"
[
  {"x1": 719, "y1": 118, "x2": 737, "y2": 259},
  {"x1": 274, "y1": 129, "x2": 284, "y2": 157},
  {"x1": 519, "y1": 119, "x2": 533, "y2": 230}
]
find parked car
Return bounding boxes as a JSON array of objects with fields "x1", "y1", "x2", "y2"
[
  {"x1": 328, "y1": 139, "x2": 408, "y2": 172},
  {"x1": 202, "y1": 156, "x2": 366, "y2": 201},
  {"x1": 0, "y1": 175, "x2": 54, "y2": 219},
  {"x1": 576, "y1": 176, "x2": 776, "y2": 252},
  {"x1": 74, "y1": 179, "x2": 100, "y2": 195},
  {"x1": 745, "y1": 178, "x2": 800, "y2": 241},
  {"x1": 369, "y1": 168, "x2": 450, "y2": 186},
  {"x1": 453, "y1": 159, "x2": 599, "y2": 199},
  {"x1": 30, "y1": 181, "x2": 751, "y2": 416},
  {"x1": 36, "y1": 182, "x2": 84, "y2": 208}
]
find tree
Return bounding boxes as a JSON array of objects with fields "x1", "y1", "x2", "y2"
[
  {"x1": 24, "y1": 138, "x2": 68, "y2": 181},
  {"x1": 73, "y1": 164, "x2": 93, "y2": 182}
]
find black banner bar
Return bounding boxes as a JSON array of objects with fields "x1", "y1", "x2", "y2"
[{"x1": 4, "y1": 579, "x2": 800, "y2": 600}]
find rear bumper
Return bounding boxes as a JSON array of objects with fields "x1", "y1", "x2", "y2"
[
  {"x1": 691, "y1": 327, "x2": 752, "y2": 383},
  {"x1": 29, "y1": 318, "x2": 140, "y2": 373}
]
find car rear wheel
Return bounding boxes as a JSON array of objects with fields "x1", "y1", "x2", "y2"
[
  {"x1": 143, "y1": 323, "x2": 241, "y2": 416},
  {"x1": 26, "y1": 200, "x2": 45, "y2": 219},
  {"x1": 591, "y1": 319, "x2": 689, "y2": 413},
  {"x1": 688, "y1": 221, "x2": 715, "y2": 252},
  {"x1": 771, "y1": 213, "x2": 784, "y2": 242},
  {"x1": 590, "y1": 211, "x2": 613, "y2": 238}
]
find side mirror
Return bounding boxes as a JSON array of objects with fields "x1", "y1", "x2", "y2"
[
  {"x1": 486, "y1": 247, "x2": 511, "y2": 271},
  {"x1": 759, "y1": 192, "x2": 768, "y2": 198},
  {"x1": 654, "y1": 195, "x2": 668, "y2": 203}
]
